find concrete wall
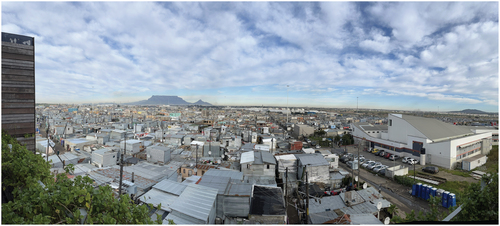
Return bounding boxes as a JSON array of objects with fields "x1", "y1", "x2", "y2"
[{"x1": 387, "y1": 114, "x2": 427, "y2": 144}]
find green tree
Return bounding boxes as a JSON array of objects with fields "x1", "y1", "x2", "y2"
[
  {"x1": 454, "y1": 173, "x2": 498, "y2": 221},
  {"x1": 2, "y1": 131, "x2": 162, "y2": 224}
]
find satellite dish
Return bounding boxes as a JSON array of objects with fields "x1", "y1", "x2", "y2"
[
  {"x1": 377, "y1": 202, "x2": 382, "y2": 211},
  {"x1": 384, "y1": 217, "x2": 390, "y2": 225},
  {"x1": 355, "y1": 176, "x2": 358, "y2": 182},
  {"x1": 363, "y1": 183, "x2": 367, "y2": 189}
]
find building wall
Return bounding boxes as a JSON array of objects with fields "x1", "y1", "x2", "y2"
[
  {"x1": 2, "y1": 33, "x2": 36, "y2": 152},
  {"x1": 387, "y1": 114, "x2": 427, "y2": 144}
]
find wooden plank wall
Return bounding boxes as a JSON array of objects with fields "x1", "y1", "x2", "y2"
[{"x1": 2, "y1": 41, "x2": 36, "y2": 152}]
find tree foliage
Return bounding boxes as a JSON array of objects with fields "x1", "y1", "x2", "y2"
[
  {"x1": 2, "y1": 131, "x2": 162, "y2": 224},
  {"x1": 454, "y1": 173, "x2": 498, "y2": 221}
]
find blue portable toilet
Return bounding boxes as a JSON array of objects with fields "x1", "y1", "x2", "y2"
[
  {"x1": 412, "y1": 184, "x2": 417, "y2": 196},
  {"x1": 442, "y1": 191, "x2": 449, "y2": 208},
  {"x1": 416, "y1": 183, "x2": 422, "y2": 197},
  {"x1": 426, "y1": 186, "x2": 431, "y2": 200},
  {"x1": 421, "y1": 185, "x2": 427, "y2": 199},
  {"x1": 431, "y1": 187, "x2": 437, "y2": 198},
  {"x1": 419, "y1": 185, "x2": 424, "y2": 198},
  {"x1": 448, "y1": 193, "x2": 456, "y2": 207}
]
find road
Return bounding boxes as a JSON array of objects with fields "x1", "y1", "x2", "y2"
[{"x1": 38, "y1": 120, "x2": 67, "y2": 156}]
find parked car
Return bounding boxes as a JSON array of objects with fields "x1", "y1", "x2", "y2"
[
  {"x1": 378, "y1": 168, "x2": 386, "y2": 175},
  {"x1": 367, "y1": 162, "x2": 382, "y2": 170},
  {"x1": 378, "y1": 151, "x2": 385, "y2": 156},
  {"x1": 384, "y1": 153, "x2": 392, "y2": 159},
  {"x1": 407, "y1": 158, "x2": 419, "y2": 165},
  {"x1": 422, "y1": 166, "x2": 439, "y2": 174},
  {"x1": 373, "y1": 165, "x2": 388, "y2": 173},
  {"x1": 402, "y1": 157, "x2": 411, "y2": 163},
  {"x1": 362, "y1": 160, "x2": 374, "y2": 168},
  {"x1": 372, "y1": 149, "x2": 381, "y2": 154},
  {"x1": 389, "y1": 155, "x2": 400, "y2": 161},
  {"x1": 340, "y1": 156, "x2": 350, "y2": 163},
  {"x1": 346, "y1": 161, "x2": 353, "y2": 168}
]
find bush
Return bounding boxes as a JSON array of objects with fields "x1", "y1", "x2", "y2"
[{"x1": 394, "y1": 175, "x2": 414, "y2": 187}]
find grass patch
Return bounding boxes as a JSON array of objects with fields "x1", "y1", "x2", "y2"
[{"x1": 439, "y1": 167, "x2": 472, "y2": 177}]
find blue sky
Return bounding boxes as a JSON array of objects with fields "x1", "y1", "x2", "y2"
[{"x1": 2, "y1": 2, "x2": 498, "y2": 112}]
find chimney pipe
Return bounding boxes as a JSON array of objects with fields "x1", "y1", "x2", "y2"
[{"x1": 132, "y1": 172, "x2": 135, "y2": 183}]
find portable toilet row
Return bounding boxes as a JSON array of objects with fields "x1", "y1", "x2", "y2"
[{"x1": 441, "y1": 191, "x2": 456, "y2": 208}]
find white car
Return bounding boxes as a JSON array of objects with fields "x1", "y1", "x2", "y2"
[
  {"x1": 407, "y1": 158, "x2": 419, "y2": 165},
  {"x1": 402, "y1": 157, "x2": 411, "y2": 163},
  {"x1": 367, "y1": 162, "x2": 382, "y2": 170},
  {"x1": 373, "y1": 165, "x2": 388, "y2": 173},
  {"x1": 362, "y1": 160, "x2": 374, "y2": 168}
]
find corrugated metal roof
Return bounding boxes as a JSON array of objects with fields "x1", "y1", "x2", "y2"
[
  {"x1": 358, "y1": 123, "x2": 388, "y2": 131},
  {"x1": 164, "y1": 211, "x2": 198, "y2": 224},
  {"x1": 350, "y1": 213, "x2": 383, "y2": 224},
  {"x1": 356, "y1": 186, "x2": 383, "y2": 202},
  {"x1": 153, "y1": 179, "x2": 187, "y2": 196},
  {"x1": 197, "y1": 175, "x2": 230, "y2": 195},
  {"x1": 204, "y1": 169, "x2": 244, "y2": 180},
  {"x1": 339, "y1": 202, "x2": 378, "y2": 215},
  {"x1": 244, "y1": 175, "x2": 277, "y2": 187},
  {"x1": 340, "y1": 191, "x2": 365, "y2": 205},
  {"x1": 371, "y1": 198, "x2": 391, "y2": 209},
  {"x1": 401, "y1": 114, "x2": 473, "y2": 141},
  {"x1": 240, "y1": 151, "x2": 254, "y2": 164},
  {"x1": 275, "y1": 154, "x2": 297, "y2": 161},
  {"x1": 309, "y1": 195, "x2": 346, "y2": 214},
  {"x1": 87, "y1": 171, "x2": 113, "y2": 185},
  {"x1": 169, "y1": 183, "x2": 218, "y2": 222},
  {"x1": 294, "y1": 154, "x2": 329, "y2": 167},
  {"x1": 261, "y1": 151, "x2": 276, "y2": 164},
  {"x1": 309, "y1": 211, "x2": 339, "y2": 224},
  {"x1": 140, "y1": 188, "x2": 179, "y2": 212},
  {"x1": 226, "y1": 182, "x2": 252, "y2": 196}
]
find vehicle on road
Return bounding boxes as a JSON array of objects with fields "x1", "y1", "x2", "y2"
[
  {"x1": 422, "y1": 166, "x2": 439, "y2": 174},
  {"x1": 384, "y1": 153, "x2": 391, "y2": 159},
  {"x1": 316, "y1": 145, "x2": 321, "y2": 149},
  {"x1": 402, "y1": 157, "x2": 411, "y2": 163},
  {"x1": 389, "y1": 155, "x2": 400, "y2": 161},
  {"x1": 373, "y1": 165, "x2": 388, "y2": 173}
]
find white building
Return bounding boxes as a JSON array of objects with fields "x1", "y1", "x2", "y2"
[
  {"x1": 351, "y1": 114, "x2": 493, "y2": 169},
  {"x1": 92, "y1": 148, "x2": 117, "y2": 168}
]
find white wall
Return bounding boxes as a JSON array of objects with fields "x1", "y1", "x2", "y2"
[{"x1": 387, "y1": 114, "x2": 427, "y2": 144}]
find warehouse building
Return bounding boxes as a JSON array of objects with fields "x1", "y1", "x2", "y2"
[{"x1": 351, "y1": 114, "x2": 493, "y2": 169}]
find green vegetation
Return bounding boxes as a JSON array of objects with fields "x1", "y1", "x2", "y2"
[
  {"x1": 483, "y1": 145, "x2": 498, "y2": 174},
  {"x1": 439, "y1": 167, "x2": 472, "y2": 177},
  {"x1": 392, "y1": 173, "x2": 498, "y2": 222},
  {"x1": 2, "y1": 131, "x2": 162, "y2": 224},
  {"x1": 392, "y1": 195, "x2": 456, "y2": 223}
]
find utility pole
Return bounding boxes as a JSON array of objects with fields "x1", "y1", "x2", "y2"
[
  {"x1": 287, "y1": 85, "x2": 289, "y2": 124},
  {"x1": 285, "y1": 167, "x2": 288, "y2": 211},
  {"x1": 305, "y1": 165, "x2": 309, "y2": 224},
  {"x1": 46, "y1": 122, "x2": 50, "y2": 162},
  {"x1": 357, "y1": 97, "x2": 358, "y2": 113},
  {"x1": 118, "y1": 131, "x2": 126, "y2": 198},
  {"x1": 196, "y1": 144, "x2": 199, "y2": 169},
  {"x1": 357, "y1": 140, "x2": 360, "y2": 189}
]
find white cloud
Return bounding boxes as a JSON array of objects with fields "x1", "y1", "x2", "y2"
[{"x1": 1, "y1": 2, "x2": 497, "y2": 110}]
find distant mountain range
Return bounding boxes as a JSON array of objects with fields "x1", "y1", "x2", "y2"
[
  {"x1": 125, "y1": 95, "x2": 212, "y2": 106},
  {"x1": 448, "y1": 109, "x2": 492, "y2": 114}
]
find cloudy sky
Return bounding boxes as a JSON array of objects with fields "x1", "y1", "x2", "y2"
[{"x1": 2, "y1": 2, "x2": 498, "y2": 112}]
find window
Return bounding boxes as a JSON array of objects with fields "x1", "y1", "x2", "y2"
[
  {"x1": 247, "y1": 164, "x2": 250, "y2": 169},
  {"x1": 267, "y1": 164, "x2": 270, "y2": 169},
  {"x1": 188, "y1": 170, "x2": 192, "y2": 176},
  {"x1": 202, "y1": 171, "x2": 205, "y2": 175},
  {"x1": 389, "y1": 119, "x2": 392, "y2": 126},
  {"x1": 183, "y1": 169, "x2": 186, "y2": 174}
]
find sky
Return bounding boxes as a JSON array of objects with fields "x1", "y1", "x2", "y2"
[{"x1": 2, "y1": 2, "x2": 499, "y2": 112}]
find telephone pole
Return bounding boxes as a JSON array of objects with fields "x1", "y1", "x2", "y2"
[
  {"x1": 118, "y1": 131, "x2": 126, "y2": 197},
  {"x1": 305, "y1": 165, "x2": 309, "y2": 224}
]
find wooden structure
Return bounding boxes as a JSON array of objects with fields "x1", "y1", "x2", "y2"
[{"x1": 2, "y1": 32, "x2": 35, "y2": 152}]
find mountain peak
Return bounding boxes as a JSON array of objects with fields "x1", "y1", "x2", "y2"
[{"x1": 125, "y1": 95, "x2": 212, "y2": 106}]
